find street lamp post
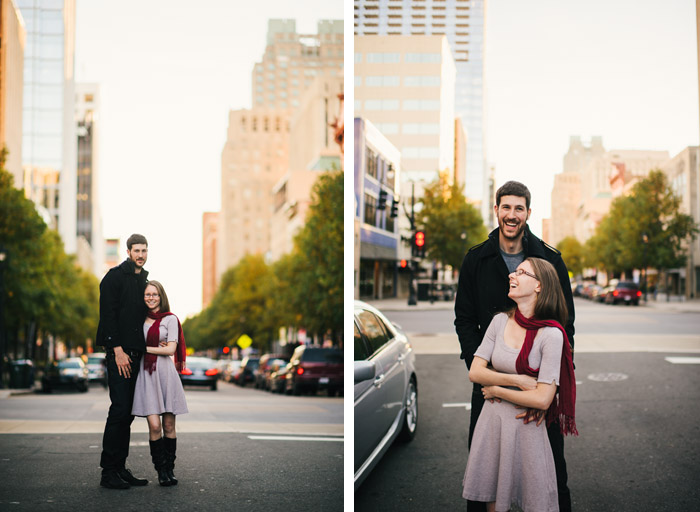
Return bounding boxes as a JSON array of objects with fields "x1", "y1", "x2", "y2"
[
  {"x1": 0, "y1": 247, "x2": 7, "y2": 389},
  {"x1": 642, "y1": 232, "x2": 649, "y2": 303},
  {"x1": 408, "y1": 182, "x2": 417, "y2": 306}
]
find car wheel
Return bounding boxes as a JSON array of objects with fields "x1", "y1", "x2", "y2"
[
  {"x1": 210, "y1": 381, "x2": 217, "y2": 391},
  {"x1": 398, "y1": 377, "x2": 418, "y2": 442},
  {"x1": 79, "y1": 383, "x2": 89, "y2": 393},
  {"x1": 292, "y1": 383, "x2": 302, "y2": 396}
]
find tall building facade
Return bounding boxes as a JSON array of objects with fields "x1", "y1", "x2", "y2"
[
  {"x1": 18, "y1": 0, "x2": 77, "y2": 253},
  {"x1": 270, "y1": 74, "x2": 343, "y2": 261},
  {"x1": 0, "y1": 0, "x2": 25, "y2": 185},
  {"x1": 217, "y1": 19, "x2": 343, "y2": 281},
  {"x1": 354, "y1": 34, "x2": 455, "y2": 262},
  {"x1": 549, "y1": 136, "x2": 670, "y2": 247},
  {"x1": 75, "y1": 83, "x2": 104, "y2": 277},
  {"x1": 354, "y1": 0, "x2": 487, "y2": 218},
  {"x1": 202, "y1": 211, "x2": 219, "y2": 308}
]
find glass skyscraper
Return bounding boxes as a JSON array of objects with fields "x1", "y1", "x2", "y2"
[
  {"x1": 354, "y1": 0, "x2": 488, "y2": 217},
  {"x1": 17, "y1": 0, "x2": 77, "y2": 253}
]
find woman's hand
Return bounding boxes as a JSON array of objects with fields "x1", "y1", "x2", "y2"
[
  {"x1": 515, "y1": 374, "x2": 537, "y2": 391},
  {"x1": 482, "y1": 385, "x2": 500, "y2": 401}
]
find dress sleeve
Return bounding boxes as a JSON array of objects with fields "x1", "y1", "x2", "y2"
[
  {"x1": 164, "y1": 316, "x2": 179, "y2": 343},
  {"x1": 537, "y1": 327, "x2": 563, "y2": 385},
  {"x1": 474, "y1": 313, "x2": 503, "y2": 362}
]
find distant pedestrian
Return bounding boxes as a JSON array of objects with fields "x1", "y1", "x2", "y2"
[
  {"x1": 454, "y1": 181, "x2": 576, "y2": 511},
  {"x1": 462, "y1": 257, "x2": 577, "y2": 511},
  {"x1": 97, "y1": 234, "x2": 150, "y2": 489},
  {"x1": 132, "y1": 280, "x2": 188, "y2": 486}
]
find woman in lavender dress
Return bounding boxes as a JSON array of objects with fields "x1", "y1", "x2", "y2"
[
  {"x1": 462, "y1": 258, "x2": 577, "y2": 512},
  {"x1": 132, "y1": 280, "x2": 188, "y2": 487}
]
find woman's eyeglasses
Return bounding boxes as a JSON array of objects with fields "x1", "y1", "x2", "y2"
[
  {"x1": 514, "y1": 269, "x2": 539, "y2": 280},
  {"x1": 145, "y1": 294, "x2": 160, "y2": 298}
]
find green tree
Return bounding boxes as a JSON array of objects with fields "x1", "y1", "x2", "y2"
[
  {"x1": 586, "y1": 170, "x2": 698, "y2": 275},
  {"x1": 417, "y1": 171, "x2": 487, "y2": 270},
  {"x1": 556, "y1": 236, "x2": 585, "y2": 276}
]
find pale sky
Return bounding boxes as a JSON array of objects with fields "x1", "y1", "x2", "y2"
[
  {"x1": 74, "y1": 0, "x2": 344, "y2": 319},
  {"x1": 485, "y1": 0, "x2": 699, "y2": 233}
]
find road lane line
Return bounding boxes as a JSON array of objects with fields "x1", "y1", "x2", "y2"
[
  {"x1": 443, "y1": 402, "x2": 471, "y2": 410},
  {"x1": 665, "y1": 356, "x2": 700, "y2": 364},
  {"x1": 247, "y1": 435, "x2": 344, "y2": 442}
]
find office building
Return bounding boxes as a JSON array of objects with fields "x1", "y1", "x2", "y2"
[
  {"x1": 18, "y1": 0, "x2": 77, "y2": 253},
  {"x1": 202, "y1": 211, "x2": 219, "y2": 308},
  {"x1": 0, "y1": 0, "x2": 24, "y2": 185},
  {"x1": 355, "y1": 0, "x2": 488, "y2": 218}
]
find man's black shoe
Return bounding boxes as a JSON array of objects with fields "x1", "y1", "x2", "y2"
[
  {"x1": 118, "y1": 468, "x2": 148, "y2": 486},
  {"x1": 100, "y1": 470, "x2": 130, "y2": 489}
]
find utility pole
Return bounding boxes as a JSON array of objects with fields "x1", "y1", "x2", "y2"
[{"x1": 408, "y1": 182, "x2": 417, "y2": 306}]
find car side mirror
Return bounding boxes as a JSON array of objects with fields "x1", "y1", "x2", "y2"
[{"x1": 354, "y1": 361, "x2": 376, "y2": 383}]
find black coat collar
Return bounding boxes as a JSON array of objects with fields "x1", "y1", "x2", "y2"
[
  {"x1": 119, "y1": 258, "x2": 148, "y2": 279},
  {"x1": 480, "y1": 225, "x2": 545, "y2": 259}
]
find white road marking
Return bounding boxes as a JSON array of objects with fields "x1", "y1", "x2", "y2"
[
  {"x1": 247, "y1": 435, "x2": 343, "y2": 442},
  {"x1": 665, "y1": 356, "x2": 700, "y2": 364},
  {"x1": 442, "y1": 402, "x2": 472, "y2": 410}
]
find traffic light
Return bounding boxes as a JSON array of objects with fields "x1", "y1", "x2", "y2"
[
  {"x1": 377, "y1": 189, "x2": 388, "y2": 210},
  {"x1": 390, "y1": 198, "x2": 399, "y2": 218},
  {"x1": 413, "y1": 231, "x2": 426, "y2": 258}
]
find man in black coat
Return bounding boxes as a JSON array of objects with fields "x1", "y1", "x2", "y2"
[
  {"x1": 454, "y1": 181, "x2": 575, "y2": 512},
  {"x1": 97, "y1": 234, "x2": 150, "y2": 489}
]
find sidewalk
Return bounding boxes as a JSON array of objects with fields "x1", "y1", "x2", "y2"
[{"x1": 365, "y1": 296, "x2": 700, "y2": 313}]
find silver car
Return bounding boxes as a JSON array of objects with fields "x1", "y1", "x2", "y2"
[{"x1": 354, "y1": 300, "x2": 418, "y2": 490}]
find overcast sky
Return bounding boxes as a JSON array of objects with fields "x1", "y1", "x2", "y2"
[
  {"x1": 75, "y1": 0, "x2": 344, "y2": 319},
  {"x1": 484, "y1": 0, "x2": 698, "y2": 232}
]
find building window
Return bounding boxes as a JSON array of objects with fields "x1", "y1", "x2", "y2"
[
  {"x1": 403, "y1": 99, "x2": 440, "y2": 110},
  {"x1": 366, "y1": 52, "x2": 400, "y2": 63},
  {"x1": 364, "y1": 193, "x2": 378, "y2": 227},
  {"x1": 366, "y1": 148, "x2": 378, "y2": 179},
  {"x1": 404, "y1": 75, "x2": 441, "y2": 87},
  {"x1": 405, "y1": 53, "x2": 441, "y2": 63}
]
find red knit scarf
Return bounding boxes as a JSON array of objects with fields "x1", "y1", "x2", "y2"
[
  {"x1": 144, "y1": 311, "x2": 187, "y2": 374},
  {"x1": 514, "y1": 309, "x2": 578, "y2": 436}
]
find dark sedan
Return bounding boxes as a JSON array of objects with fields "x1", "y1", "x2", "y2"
[
  {"x1": 284, "y1": 346, "x2": 343, "y2": 397},
  {"x1": 179, "y1": 357, "x2": 218, "y2": 390},
  {"x1": 42, "y1": 358, "x2": 89, "y2": 393}
]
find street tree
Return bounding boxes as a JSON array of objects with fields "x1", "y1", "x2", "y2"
[
  {"x1": 417, "y1": 171, "x2": 487, "y2": 271},
  {"x1": 556, "y1": 236, "x2": 585, "y2": 276},
  {"x1": 586, "y1": 170, "x2": 698, "y2": 276}
]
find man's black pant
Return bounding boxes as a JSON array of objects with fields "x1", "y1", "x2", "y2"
[
  {"x1": 466, "y1": 383, "x2": 571, "y2": 512},
  {"x1": 99, "y1": 349, "x2": 142, "y2": 473}
]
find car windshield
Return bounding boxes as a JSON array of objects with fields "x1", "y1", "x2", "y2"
[
  {"x1": 186, "y1": 359, "x2": 216, "y2": 369},
  {"x1": 302, "y1": 349, "x2": 343, "y2": 363},
  {"x1": 59, "y1": 361, "x2": 82, "y2": 369},
  {"x1": 87, "y1": 357, "x2": 103, "y2": 364},
  {"x1": 618, "y1": 282, "x2": 638, "y2": 289}
]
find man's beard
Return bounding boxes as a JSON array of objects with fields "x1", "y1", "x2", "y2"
[{"x1": 499, "y1": 219, "x2": 525, "y2": 240}]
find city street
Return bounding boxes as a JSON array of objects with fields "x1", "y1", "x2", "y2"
[
  {"x1": 0, "y1": 381, "x2": 343, "y2": 511},
  {"x1": 356, "y1": 298, "x2": 700, "y2": 511}
]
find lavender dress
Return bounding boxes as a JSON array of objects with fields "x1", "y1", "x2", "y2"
[
  {"x1": 462, "y1": 313, "x2": 563, "y2": 512},
  {"x1": 131, "y1": 315, "x2": 188, "y2": 417}
]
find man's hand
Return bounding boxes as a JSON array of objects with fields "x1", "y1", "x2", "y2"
[
  {"x1": 113, "y1": 346, "x2": 133, "y2": 378},
  {"x1": 515, "y1": 374, "x2": 537, "y2": 391},
  {"x1": 515, "y1": 407, "x2": 546, "y2": 426}
]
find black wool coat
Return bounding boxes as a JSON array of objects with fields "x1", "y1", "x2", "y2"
[
  {"x1": 96, "y1": 259, "x2": 149, "y2": 351},
  {"x1": 454, "y1": 226, "x2": 575, "y2": 369}
]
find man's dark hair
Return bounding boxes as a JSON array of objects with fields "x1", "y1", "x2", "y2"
[
  {"x1": 126, "y1": 234, "x2": 148, "y2": 250},
  {"x1": 496, "y1": 181, "x2": 531, "y2": 209}
]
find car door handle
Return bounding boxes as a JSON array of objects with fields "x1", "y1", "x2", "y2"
[
  {"x1": 397, "y1": 354, "x2": 406, "y2": 364},
  {"x1": 373, "y1": 374, "x2": 385, "y2": 388}
]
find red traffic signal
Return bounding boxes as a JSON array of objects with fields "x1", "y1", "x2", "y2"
[
  {"x1": 399, "y1": 259, "x2": 408, "y2": 268},
  {"x1": 414, "y1": 231, "x2": 425, "y2": 248}
]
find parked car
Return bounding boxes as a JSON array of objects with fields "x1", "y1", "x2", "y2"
[
  {"x1": 222, "y1": 360, "x2": 242, "y2": 383},
  {"x1": 232, "y1": 356, "x2": 260, "y2": 386},
  {"x1": 86, "y1": 352, "x2": 107, "y2": 387},
  {"x1": 179, "y1": 357, "x2": 218, "y2": 390},
  {"x1": 254, "y1": 353, "x2": 288, "y2": 389},
  {"x1": 354, "y1": 300, "x2": 417, "y2": 490},
  {"x1": 586, "y1": 284, "x2": 605, "y2": 302},
  {"x1": 266, "y1": 360, "x2": 290, "y2": 393},
  {"x1": 42, "y1": 357, "x2": 89, "y2": 393},
  {"x1": 604, "y1": 280, "x2": 642, "y2": 305},
  {"x1": 572, "y1": 283, "x2": 585, "y2": 297},
  {"x1": 284, "y1": 346, "x2": 343, "y2": 396}
]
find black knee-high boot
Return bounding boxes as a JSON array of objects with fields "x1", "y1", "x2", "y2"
[
  {"x1": 163, "y1": 436, "x2": 178, "y2": 485},
  {"x1": 149, "y1": 438, "x2": 173, "y2": 486}
]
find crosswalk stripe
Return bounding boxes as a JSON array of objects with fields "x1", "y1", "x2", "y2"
[
  {"x1": 665, "y1": 356, "x2": 700, "y2": 364},
  {"x1": 247, "y1": 435, "x2": 343, "y2": 442},
  {"x1": 442, "y1": 402, "x2": 471, "y2": 410}
]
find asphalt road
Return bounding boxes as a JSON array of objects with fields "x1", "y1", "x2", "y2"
[
  {"x1": 0, "y1": 381, "x2": 344, "y2": 511},
  {"x1": 355, "y1": 302, "x2": 700, "y2": 511}
]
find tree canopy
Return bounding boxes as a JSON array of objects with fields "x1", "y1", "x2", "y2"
[
  {"x1": 416, "y1": 171, "x2": 487, "y2": 270},
  {"x1": 556, "y1": 236, "x2": 585, "y2": 276},
  {"x1": 585, "y1": 170, "x2": 698, "y2": 274}
]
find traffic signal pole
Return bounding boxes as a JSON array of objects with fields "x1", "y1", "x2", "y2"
[{"x1": 408, "y1": 182, "x2": 417, "y2": 306}]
